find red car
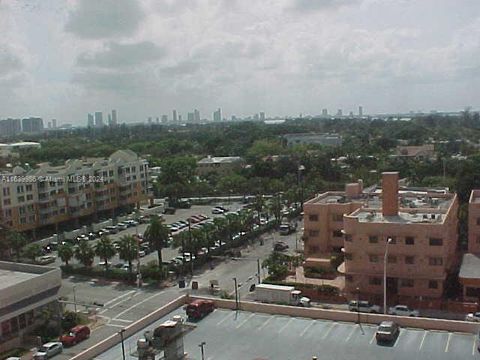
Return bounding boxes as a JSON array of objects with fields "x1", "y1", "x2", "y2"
[
  {"x1": 60, "y1": 325, "x2": 90, "y2": 346},
  {"x1": 186, "y1": 299, "x2": 215, "y2": 320}
]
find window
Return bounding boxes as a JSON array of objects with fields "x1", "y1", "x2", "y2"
[
  {"x1": 477, "y1": 235, "x2": 480, "y2": 244},
  {"x1": 429, "y1": 238, "x2": 443, "y2": 246},
  {"x1": 401, "y1": 279, "x2": 414, "y2": 287},
  {"x1": 309, "y1": 214, "x2": 318, "y2": 221},
  {"x1": 345, "y1": 234, "x2": 352, "y2": 242},
  {"x1": 429, "y1": 257, "x2": 443, "y2": 266},
  {"x1": 369, "y1": 277, "x2": 382, "y2": 286},
  {"x1": 10, "y1": 318, "x2": 18, "y2": 334},
  {"x1": 26, "y1": 194, "x2": 33, "y2": 201},
  {"x1": 2, "y1": 188, "x2": 10, "y2": 196},
  {"x1": 405, "y1": 256, "x2": 415, "y2": 264},
  {"x1": 332, "y1": 230, "x2": 343, "y2": 238},
  {"x1": 388, "y1": 255, "x2": 397, "y2": 263},
  {"x1": 369, "y1": 235, "x2": 378, "y2": 244},
  {"x1": 308, "y1": 246, "x2": 319, "y2": 254},
  {"x1": 428, "y1": 280, "x2": 438, "y2": 289},
  {"x1": 369, "y1": 254, "x2": 379, "y2": 263},
  {"x1": 387, "y1": 236, "x2": 396, "y2": 244},
  {"x1": 17, "y1": 196, "x2": 25, "y2": 203},
  {"x1": 405, "y1": 236, "x2": 415, "y2": 245},
  {"x1": 344, "y1": 253, "x2": 353, "y2": 261},
  {"x1": 18, "y1": 314, "x2": 26, "y2": 329},
  {"x1": 1, "y1": 320, "x2": 10, "y2": 337},
  {"x1": 3, "y1": 199, "x2": 10, "y2": 206},
  {"x1": 477, "y1": 217, "x2": 480, "y2": 225},
  {"x1": 309, "y1": 230, "x2": 319, "y2": 237},
  {"x1": 332, "y1": 214, "x2": 343, "y2": 222},
  {"x1": 16, "y1": 185, "x2": 24, "y2": 193},
  {"x1": 26, "y1": 184, "x2": 33, "y2": 192}
]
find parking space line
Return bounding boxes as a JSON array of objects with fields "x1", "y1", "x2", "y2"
[
  {"x1": 257, "y1": 316, "x2": 274, "y2": 331},
  {"x1": 419, "y1": 331, "x2": 427, "y2": 350},
  {"x1": 473, "y1": 336, "x2": 477, "y2": 356},
  {"x1": 300, "y1": 321, "x2": 316, "y2": 337},
  {"x1": 113, "y1": 292, "x2": 163, "y2": 320},
  {"x1": 345, "y1": 326, "x2": 356, "y2": 342},
  {"x1": 112, "y1": 319, "x2": 133, "y2": 323},
  {"x1": 217, "y1": 311, "x2": 236, "y2": 326},
  {"x1": 278, "y1": 318, "x2": 293, "y2": 334},
  {"x1": 369, "y1": 332, "x2": 376, "y2": 344},
  {"x1": 103, "y1": 290, "x2": 137, "y2": 307},
  {"x1": 394, "y1": 329, "x2": 403, "y2": 347},
  {"x1": 322, "y1": 323, "x2": 336, "y2": 340},
  {"x1": 236, "y1": 313, "x2": 255, "y2": 329},
  {"x1": 445, "y1": 332, "x2": 452, "y2": 352}
]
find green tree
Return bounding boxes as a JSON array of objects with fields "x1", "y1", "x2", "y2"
[
  {"x1": 95, "y1": 236, "x2": 116, "y2": 271},
  {"x1": 144, "y1": 215, "x2": 170, "y2": 266},
  {"x1": 58, "y1": 243, "x2": 74, "y2": 266},
  {"x1": 262, "y1": 252, "x2": 291, "y2": 281},
  {"x1": 74, "y1": 241, "x2": 94, "y2": 267},
  {"x1": 118, "y1": 235, "x2": 138, "y2": 273},
  {"x1": 269, "y1": 195, "x2": 283, "y2": 225},
  {"x1": 23, "y1": 243, "x2": 42, "y2": 263},
  {"x1": 7, "y1": 231, "x2": 26, "y2": 261}
]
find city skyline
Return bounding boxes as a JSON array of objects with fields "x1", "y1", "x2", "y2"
[{"x1": 1, "y1": 0, "x2": 480, "y2": 125}]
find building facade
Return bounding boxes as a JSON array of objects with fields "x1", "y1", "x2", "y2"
[
  {"x1": 196, "y1": 156, "x2": 244, "y2": 177},
  {"x1": 0, "y1": 261, "x2": 61, "y2": 353},
  {"x1": 283, "y1": 133, "x2": 343, "y2": 147},
  {"x1": 0, "y1": 150, "x2": 151, "y2": 235}
]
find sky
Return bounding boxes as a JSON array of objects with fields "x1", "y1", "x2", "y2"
[{"x1": 1, "y1": 0, "x2": 480, "y2": 125}]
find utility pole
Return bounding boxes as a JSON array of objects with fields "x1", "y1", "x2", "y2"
[
  {"x1": 120, "y1": 328, "x2": 126, "y2": 360},
  {"x1": 257, "y1": 258, "x2": 261, "y2": 284},
  {"x1": 233, "y1": 277, "x2": 239, "y2": 310},
  {"x1": 384, "y1": 237, "x2": 393, "y2": 314},
  {"x1": 199, "y1": 341, "x2": 206, "y2": 360},
  {"x1": 73, "y1": 285, "x2": 77, "y2": 314}
]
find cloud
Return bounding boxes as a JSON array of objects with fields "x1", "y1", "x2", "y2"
[
  {"x1": 291, "y1": 0, "x2": 360, "y2": 12},
  {"x1": 65, "y1": 0, "x2": 144, "y2": 39},
  {"x1": 77, "y1": 41, "x2": 165, "y2": 68}
]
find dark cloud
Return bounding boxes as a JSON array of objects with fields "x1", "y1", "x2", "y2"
[
  {"x1": 292, "y1": 0, "x2": 360, "y2": 12},
  {"x1": 77, "y1": 41, "x2": 165, "y2": 68},
  {"x1": 65, "y1": 0, "x2": 144, "y2": 39}
]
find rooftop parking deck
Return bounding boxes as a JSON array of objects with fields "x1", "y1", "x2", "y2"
[{"x1": 95, "y1": 307, "x2": 480, "y2": 360}]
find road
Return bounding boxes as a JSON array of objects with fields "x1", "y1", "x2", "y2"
[{"x1": 97, "y1": 308, "x2": 480, "y2": 360}]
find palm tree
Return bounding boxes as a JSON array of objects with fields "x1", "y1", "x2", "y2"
[
  {"x1": 269, "y1": 194, "x2": 283, "y2": 226},
  {"x1": 202, "y1": 222, "x2": 216, "y2": 253},
  {"x1": 7, "y1": 231, "x2": 26, "y2": 261},
  {"x1": 144, "y1": 215, "x2": 170, "y2": 266},
  {"x1": 254, "y1": 195, "x2": 266, "y2": 223},
  {"x1": 95, "y1": 236, "x2": 116, "y2": 272},
  {"x1": 74, "y1": 241, "x2": 94, "y2": 267},
  {"x1": 118, "y1": 235, "x2": 138, "y2": 273},
  {"x1": 58, "y1": 243, "x2": 74, "y2": 266},
  {"x1": 23, "y1": 243, "x2": 41, "y2": 263}
]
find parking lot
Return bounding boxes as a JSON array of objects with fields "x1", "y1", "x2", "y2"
[{"x1": 96, "y1": 308, "x2": 480, "y2": 360}]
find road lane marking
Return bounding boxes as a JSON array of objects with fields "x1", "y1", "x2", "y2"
[
  {"x1": 236, "y1": 313, "x2": 255, "y2": 329},
  {"x1": 419, "y1": 331, "x2": 427, "y2": 350},
  {"x1": 345, "y1": 326, "x2": 356, "y2": 342},
  {"x1": 99, "y1": 293, "x2": 140, "y2": 315},
  {"x1": 278, "y1": 318, "x2": 293, "y2": 334},
  {"x1": 217, "y1": 311, "x2": 236, "y2": 326},
  {"x1": 445, "y1": 333, "x2": 452, "y2": 352},
  {"x1": 322, "y1": 323, "x2": 336, "y2": 340},
  {"x1": 300, "y1": 321, "x2": 316, "y2": 337},
  {"x1": 257, "y1": 316, "x2": 274, "y2": 330},
  {"x1": 112, "y1": 292, "x2": 166, "y2": 320},
  {"x1": 103, "y1": 290, "x2": 137, "y2": 307}
]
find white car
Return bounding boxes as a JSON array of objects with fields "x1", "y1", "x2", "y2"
[
  {"x1": 388, "y1": 305, "x2": 419, "y2": 317},
  {"x1": 33, "y1": 342, "x2": 63, "y2": 359},
  {"x1": 465, "y1": 312, "x2": 480, "y2": 322},
  {"x1": 116, "y1": 223, "x2": 128, "y2": 231}
]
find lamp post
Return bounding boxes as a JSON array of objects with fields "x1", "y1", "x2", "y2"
[
  {"x1": 72, "y1": 285, "x2": 77, "y2": 314},
  {"x1": 119, "y1": 328, "x2": 126, "y2": 360},
  {"x1": 233, "y1": 277, "x2": 239, "y2": 310},
  {"x1": 298, "y1": 165, "x2": 305, "y2": 212},
  {"x1": 257, "y1": 258, "x2": 261, "y2": 284},
  {"x1": 199, "y1": 341, "x2": 206, "y2": 360},
  {"x1": 384, "y1": 237, "x2": 393, "y2": 314},
  {"x1": 356, "y1": 287, "x2": 360, "y2": 325}
]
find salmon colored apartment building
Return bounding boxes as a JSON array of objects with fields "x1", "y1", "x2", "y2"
[{"x1": 304, "y1": 172, "x2": 459, "y2": 302}]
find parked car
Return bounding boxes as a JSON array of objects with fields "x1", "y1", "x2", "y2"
[
  {"x1": 376, "y1": 321, "x2": 400, "y2": 343},
  {"x1": 87, "y1": 232, "x2": 96, "y2": 240},
  {"x1": 105, "y1": 225, "x2": 119, "y2": 234},
  {"x1": 348, "y1": 300, "x2": 381, "y2": 313},
  {"x1": 164, "y1": 207, "x2": 176, "y2": 215},
  {"x1": 98, "y1": 229, "x2": 110, "y2": 237},
  {"x1": 212, "y1": 206, "x2": 227, "y2": 214},
  {"x1": 33, "y1": 342, "x2": 63, "y2": 359},
  {"x1": 465, "y1": 312, "x2": 480, "y2": 322},
  {"x1": 35, "y1": 255, "x2": 56, "y2": 265},
  {"x1": 185, "y1": 299, "x2": 215, "y2": 320},
  {"x1": 138, "y1": 250, "x2": 146, "y2": 257},
  {"x1": 116, "y1": 223, "x2": 128, "y2": 231},
  {"x1": 273, "y1": 241, "x2": 289, "y2": 251},
  {"x1": 388, "y1": 305, "x2": 419, "y2": 317},
  {"x1": 60, "y1": 325, "x2": 90, "y2": 346},
  {"x1": 76, "y1": 234, "x2": 89, "y2": 242}
]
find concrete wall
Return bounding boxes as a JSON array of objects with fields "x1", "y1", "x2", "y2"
[
  {"x1": 69, "y1": 295, "x2": 187, "y2": 360},
  {"x1": 469, "y1": 190, "x2": 480, "y2": 254},
  {"x1": 189, "y1": 296, "x2": 480, "y2": 334}
]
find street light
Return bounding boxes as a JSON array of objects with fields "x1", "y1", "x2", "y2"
[
  {"x1": 119, "y1": 328, "x2": 126, "y2": 360},
  {"x1": 384, "y1": 237, "x2": 393, "y2": 314},
  {"x1": 298, "y1": 165, "x2": 305, "y2": 212},
  {"x1": 356, "y1": 287, "x2": 360, "y2": 325},
  {"x1": 72, "y1": 285, "x2": 77, "y2": 314},
  {"x1": 199, "y1": 341, "x2": 206, "y2": 360},
  {"x1": 233, "y1": 277, "x2": 239, "y2": 310}
]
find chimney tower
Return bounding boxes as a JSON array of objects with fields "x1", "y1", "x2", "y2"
[{"x1": 382, "y1": 172, "x2": 399, "y2": 216}]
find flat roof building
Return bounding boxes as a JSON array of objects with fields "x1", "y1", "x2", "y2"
[
  {"x1": 197, "y1": 156, "x2": 244, "y2": 177},
  {"x1": 283, "y1": 133, "x2": 343, "y2": 147}
]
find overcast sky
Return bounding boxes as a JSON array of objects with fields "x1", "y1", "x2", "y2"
[{"x1": 1, "y1": 0, "x2": 480, "y2": 125}]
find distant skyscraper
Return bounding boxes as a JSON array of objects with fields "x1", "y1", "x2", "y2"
[
  {"x1": 173, "y1": 110, "x2": 177, "y2": 123},
  {"x1": 194, "y1": 109, "x2": 200, "y2": 122},
  {"x1": 0, "y1": 118, "x2": 21, "y2": 136},
  {"x1": 359, "y1": 106, "x2": 363, "y2": 117},
  {"x1": 52, "y1": 119, "x2": 57, "y2": 128},
  {"x1": 94, "y1": 112, "x2": 103, "y2": 127},
  {"x1": 156, "y1": 117, "x2": 159, "y2": 124},
  {"x1": 254, "y1": 113, "x2": 259, "y2": 121},
  {"x1": 87, "y1": 113, "x2": 94, "y2": 127},
  {"x1": 187, "y1": 112, "x2": 194, "y2": 122},
  {"x1": 161, "y1": 115, "x2": 168, "y2": 123},
  {"x1": 213, "y1": 108, "x2": 222, "y2": 122},
  {"x1": 231, "y1": 115, "x2": 237, "y2": 122},
  {"x1": 179, "y1": 115, "x2": 182, "y2": 123},
  {"x1": 47, "y1": 122, "x2": 51, "y2": 129},
  {"x1": 336, "y1": 109, "x2": 343, "y2": 117},
  {"x1": 260, "y1": 112, "x2": 265, "y2": 121},
  {"x1": 112, "y1": 109, "x2": 117, "y2": 125},
  {"x1": 108, "y1": 114, "x2": 112, "y2": 125},
  {"x1": 148, "y1": 117, "x2": 152, "y2": 124},
  {"x1": 349, "y1": 111, "x2": 354, "y2": 117},
  {"x1": 22, "y1": 117, "x2": 44, "y2": 133},
  {"x1": 322, "y1": 109, "x2": 328, "y2": 117}
]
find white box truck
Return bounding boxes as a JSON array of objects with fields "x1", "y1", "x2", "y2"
[{"x1": 255, "y1": 284, "x2": 310, "y2": 307}]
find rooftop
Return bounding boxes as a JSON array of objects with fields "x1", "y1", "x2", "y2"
[
  {"x1": 353, "y1": 210, "x2": 445, "y2": 224},
  {"x1": 198, "y1": 156, "x2": 244, "y2": 164},
  {"x1": 459, "y1": 253, "x2": 480, "y2": 280},
  {"x1": 0, "y1": 261, "x2": 58, "y2": 290}
]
